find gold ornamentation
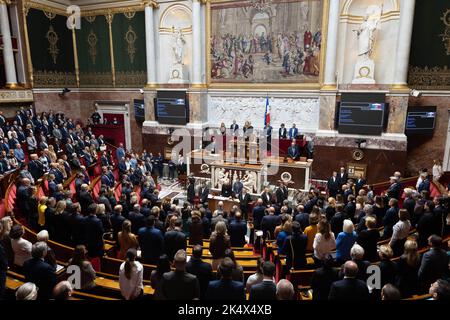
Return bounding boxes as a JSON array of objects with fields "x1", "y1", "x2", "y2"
[
  {"x1": 79, "y1": 71, "x2": 113, "y2": 87},
  {"x1": 46, "y1": 25, "x2": 59, "y2": 64},
  {"x1": 33, "y1": 70, "x2": 77, "y2": 87},
  {"x1": 106, "y1": 12, "x2": 116, "y2": 86},
  {"x1": 125, "y1": 26, "x2": 137, "y2": 63},
  {"x1": 352, "y1": 149, "x2": 365, "y2": 161},
  {"x1": 408, "y1": 65, "x2": 450, "y2": 90},
  {"x1": 124, "y1": 10, "x2": 136, "y2": 20},
  {"x1": 87, "y1": 30, "x2": 98, "y2": 65},
  {"x1": 439, "y1": 9, "x2": 450, "y2": 56},
  {"x1": 85, "y1": 15, "x2": 96, "y2": 23},
  {"x1": 43, "y1": 10, "x2": 56, "y2": 20},
  {"x1": 0, "y1": 89, "x2": 33, "y2": 103},
  {"x1": 115, "y1": 71, "x2": 147, "y2": 87}
]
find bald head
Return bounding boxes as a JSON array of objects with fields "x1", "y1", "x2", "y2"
[
  {"x1": 343, "y1": 260, "x2": 358, "y2": 278},
  {"x1": 276, "y1": 279, "x2": 295, "y2": 300},
  {"x1": 173, "y1": 249, "x2": 187, "y2": 271}
]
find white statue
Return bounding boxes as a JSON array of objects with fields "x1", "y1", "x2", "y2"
[
  {"x1": 352, "y1": 5, "x2": 382, "y2": 84},
  {"x1": 171, "y1": 27, "x2": 185, "y2": 65},
  {"x1": 353, "y1": 5, "x2": 382, "y2": 59}
]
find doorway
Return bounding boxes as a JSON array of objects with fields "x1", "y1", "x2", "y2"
[{"x1": 94, "y1": 102, "x2": 132, "y2": 150}]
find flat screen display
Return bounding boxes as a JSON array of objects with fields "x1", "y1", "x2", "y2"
[
  {"x1": 337, "y1": 102, "x2": 386, "y2": 135},
  {"x1": 155, "y1": 91, "x2": 188, "y2": 125},
  {"x1": 134, "y1": 99, "x2": 145, "y2": 122},
  {"x1": 405, "y1": 106, "x2": 436, "y2": 135}
]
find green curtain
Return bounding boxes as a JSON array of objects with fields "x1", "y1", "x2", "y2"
[
  {"x1": 76, "y1": 15, "x2": 113, "y2": 87},
  {"x1": 408, "y1": 0, "x2": 450, "y2": 89},
  {"x1": 27, "y1": 8, "x2": 76, "y2": 87},
  {"x1": 113, "y1": 10, "x2": 147, "y2": 87}
]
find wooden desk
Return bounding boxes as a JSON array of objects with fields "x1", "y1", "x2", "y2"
[{"x1": 208, "y1": 195, "x2": 240, "y2": 212}]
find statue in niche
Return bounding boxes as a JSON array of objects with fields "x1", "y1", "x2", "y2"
[
  {"x1": 351, "y1": 5, "x2": 382, "y2": 84},
  {"x1": 171, "y1": 27, "x2": 185, "y2": 65}
]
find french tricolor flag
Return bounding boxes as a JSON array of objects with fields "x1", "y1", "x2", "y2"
[{"x1": 264, "y1": 96, "x2": 270, "y2": 126}]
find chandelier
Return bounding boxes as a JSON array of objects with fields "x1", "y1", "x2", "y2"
[{"x1": 250, "y1": 0, "x2": 273, "y2": 12}]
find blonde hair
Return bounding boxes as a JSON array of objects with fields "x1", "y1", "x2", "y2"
[
  {"x1": 96, "y1": 203, "x2": 106, "y2": 215},
  {"x1": 379, "y1": 245, "x2": 393, "y2": 260},
  {"x1": 55, "y1": 200, "x2": 66, "y2": 215},
  {"x1": 404, "y1": 239, "x2": 420, "y2": 267},
  {"x1": 214, "y1": 221, "x2": 227, "y2": 236}
]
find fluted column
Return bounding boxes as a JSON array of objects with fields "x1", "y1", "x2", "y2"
[
  {"x1": 191, "y1": 0, "x2": 202, "y2": 86},
  {"x1": 322, "y1": 0, "x2": 340, "y2": 89},
  {"x1": 144, "y1": 1, "x2": 158, "y2": 87},
  {"x1": 0, "y1": 0, "x2": 18, "y2": 88},
  {"x1": 392, "y1": 0, "x2": 416, "y2": 89}
]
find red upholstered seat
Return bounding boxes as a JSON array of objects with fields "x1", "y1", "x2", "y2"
[
  {"x1": 37, "y1": 187, "x2": 45, "y2": 198},
  {"x1": 114, "y1": 184, "x2": 122, "y2": 201}
]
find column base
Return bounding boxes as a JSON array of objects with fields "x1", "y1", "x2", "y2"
[
  {"x1": 5, "y1": 82, "x2": 20, "y2": 89},
  {"x1": 190, "y1": 83, "x2": 208, "y2": 89},
  {"x1": 145, "y1": 82, "x2": 159, "y2": 89}
]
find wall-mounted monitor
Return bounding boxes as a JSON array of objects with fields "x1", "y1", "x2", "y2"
[
  {"x1": 155, "y1": 90, "x2": 189, "y2": 125},
  {"x1": 405, "y1": 106, "x2": 436, "y2": 135},
  {"x1": 337, "y1": 101, "x2": 387, "y2": 135},
  {"x1": 134, "y1": 99, "x2": 145, "y2": 122}
]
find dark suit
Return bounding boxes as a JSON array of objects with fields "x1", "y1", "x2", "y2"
[
  {"x1": 279, "y1": 127, "x2": 287, "y2": 139},
  {"x1": 261, "y1": 191, "x2": 272, "y2": 207},
  {"x1": 238, "y1": 192, "x2": 251, "y2": 215},
  {"x1": 83, "y1": 215, "x2": 105, "y2": 257},
  {"x1": 156, "y1": 271, "x2": 200, "y2": 300},
  {"x1": 330, "y1": 211, "x2": 346, "y2": 236},
  {"x1": 287, "y1": 145, "x2": 300, "y2": 160},
  {"x1": 23, "y1": 258, "x2": 57, "y2": 300},
  {"x1": 138, "y1": 226, "x2": 164, "y2": 264},
  {"x1": 229, "y1": 220, "x2": 247, "y2": 247},
  {"x1": 199, "y1": 187, "x2": 209, "y2": 204},
  {"x1": 164, "y1": 230, "x2": 187, "y2": 261},
  {"x1": 221, "y1": 184, "x2": 233, "y2": 197},
  {"x1": 232, "y1": 181, "x2": 243, "y2": 196},
  {"x1": 387, "y1": 182, "x2": 401, "y2": 200},
  {"x1": 205, "y1": 279, "x2": 245, "y2": 300},
  {"x1": 0, "y1": 243, "x2": 7, "y2": 300},
  {"x1": 249, "y1": 280, "x2": 276, "y2": 300},
  {"x1": 261, "y1": 215, "x2": 281, "y2": 239},
  {"x1": 337, "y1": 172, "x2": 348, "y2": 189},
  {"x1": 282, "y1": 233, "x2": 307, "y2": 270},
  {"x1": 252, "y1": 205, "x2": 266, "y2": 230},
  {"x1": 383, "y1": 207, "x2": 399, "y2": 238},
  {"x1": 79, "y1": 190, "x2": 94, "y2": 213},
  {"x1": 418, "y1": 248, "x2": 449, "y2": 291},
  {"x1": 294, "y1": 212, "x2": 310, "y2": 231},
  {"x1": 418, "y1": 179, "x2": 430, "y2": 193},
  {"x1": 355, "y1": 178, "x2": 366, "y2": 194},
  {"x1": 311, "y1": 267, "x2": 340, "y2": 301},
  {"x1": 128, "y1": 211, "x2": 145, "y2": 234},
  {"x1": 186, "y1": 258, "x2": 213, "y2": 300},
  {"x1": 275, "y1": 186, "x2": 288, "y2": 204},
  {"x1": 328, "y1": 278, "x2": 370, "y2": 300}
]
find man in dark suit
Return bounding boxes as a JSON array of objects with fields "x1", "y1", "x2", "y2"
[
  {"x1": 83, "y1": 204, "x2": 105, "y2": 258},
  {"x1": 138, "y1": 216, "x2": 164, "y2": 265},
  {"x1": 23, "y1": 242, "x2": 57, "y2": 300},
  {"x1": 228, "y1": 212, "x2": 247, "y2": 247},
  {"x1": 232, "y1": 178, "x2": 243, "y2": 196},
  {"x1": 330, "y1": 203, "x2": 347, "y2": 236},
  {"x1": 275, "y1": 182, "x2": 288, "y2": 205},
  {"x1": 199, "y1": 183, "x2": 209, "y2": 204},
  {"x1": 281, "y1": 221, "x2": 307, "y2": 270},
  {"x1": 185, "y1": 245, "x2": 213, "y2": 300},
  {"x1": 205, "y1": 257, "x2": 245, "y2": 300},
  {"x1": 337, "y1": 167, "x2": 348, "y2": 192},
  {"x1": 249, "y1": 261, "x2": 277, "y2": 300},
  {"x1": 328, "y1": 261, "x2": 370, "y2": 300},
  {"x1": 294, "y1": 205, "x2": 309, "y2": 231},
  {"x1": 230, "y1": 120, "x2": 239, "y2": 135},
  {"x1": 128, "y1": 204, "x2": 145, "y2": 234},
  {"x1": 261, "y1": 207, "x2": 281, "y2": 240},
  {"x1": 279, "y1": 123, "x2": 287, "y2": 139},
  {"x1": 78, "y1": 184, "x2": 94, "y2": 213},
  {"x1": 164, "y1": 218, "x2": 187, "y2": 261},
  {"x1": 288, "y1": 123, "x2": 298, "y2": 140},
  {"x1": 327, "y1": 171, "x2": 339, "y2": 198},
  {"x1": 28, "y1": 154, "x2": 44, "y2": 182},
  {"x1": 354, "y1": 174, "x2": 366, "y2": 195},
  {"x1": 382, "y1": 198, "x2": 399, "y2": 239},
  {"x1": 287, "y1": 141, "x2": 300, "y2": 160},
  {"x1": 221, "y1": 181, "x2": 233, "y2": 198},
  {"x1": 187, "y1": 176, "x2": 196, "y2": 204},
  {"x1": 238, "y1": 188, "x2": 251, "y2": 218},
  {"x1": 418, "y1": 175, "x2": 430, "y2": 193},
  {"x1": 252, "y1": 199, "x2": 266, "y2": 230},
  {"x1": 156, "y1": 249, "x2": 200, "y2": 300},
  {"x1": 261, "y1": 187, "x2": 272, "y2": 207},
  {"x1": 386, "y1": 176, "x2": 401, "y2": 200},
  {"x1": 418, "y1": 235, "x2": 450, "y2": 291},
  {"x1": 110, "y1": 204, "x2": 126, "y2": 241}
]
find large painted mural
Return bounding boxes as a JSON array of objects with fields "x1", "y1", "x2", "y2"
[{"x1": 209, "y1": 0, "x2": 323, "y2": 84}]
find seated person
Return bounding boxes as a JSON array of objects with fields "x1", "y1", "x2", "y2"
[{"x1": 287, "y1": 141, "x2": 300, "y2": 160}]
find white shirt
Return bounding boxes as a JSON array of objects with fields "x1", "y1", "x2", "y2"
[
  {"x1": 119, "y1": 261, "x2": 143, "y2": 300},
  {"x1": 389, "y1": 220, "x2": 411, "y2": 246},
  {"x1": 11, "y1": 238, "x2": 32, "y2": 267},
  {"x1": 432, "y1": 164, "x2": 442, "y2": 180},
  {"x1": 313, "y1": 232, "x2": 336, "y2": 260}
]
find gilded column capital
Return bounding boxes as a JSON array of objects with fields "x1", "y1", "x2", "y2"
[
  {"x1": 0, "y1": 0, "x2": 12, "y2": 6},
  {"x1": 143, "y1": 0, "x2": 159, "y2": 9}
]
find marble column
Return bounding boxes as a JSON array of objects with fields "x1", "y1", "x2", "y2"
[
  {"x1": 392, "y1": 0, "x2": 416, "y2": 89},
  {"x1": 0, "y1": 0, "x2": 18, "y2": 88},
  {"x1": 144, "y1": 1, "x2": 158, "y2": 87},
  {"x1": 322, "y1": 0, "x2": 340, "y2": 88},
  {"x1": 386, "y1": 94, "x2": 409, "y2": 134},
  {"x1": 191, "y1": 0, "x2": 202, "y2": 86}
]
